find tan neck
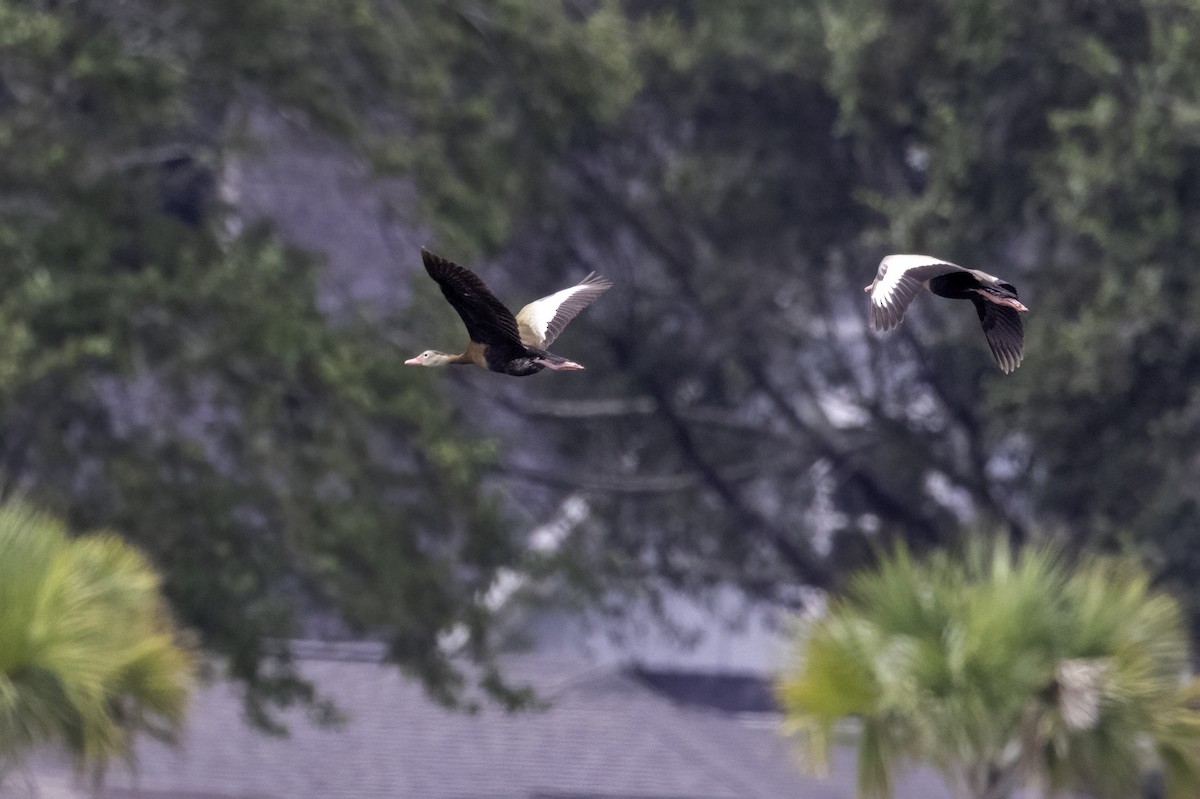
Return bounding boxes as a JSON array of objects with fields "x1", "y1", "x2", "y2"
[{"x1": 463, "y1": 341, "x2": 488, "y2": 367}]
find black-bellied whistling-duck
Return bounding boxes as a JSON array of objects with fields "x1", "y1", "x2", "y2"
[
  {"x1": 865, "y1": 254, "x2": 1029, "y2": 373},
  {"x1": 406, "y1": 249, "x2": 613, "y2": 377}
]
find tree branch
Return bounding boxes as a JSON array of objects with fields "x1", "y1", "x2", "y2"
[
  {"x1": 602, "y1": 333, "x2": 833, "y2": 589},
  {"x1": 744, "y1": 359, "x2": 945, "y2": 546}
]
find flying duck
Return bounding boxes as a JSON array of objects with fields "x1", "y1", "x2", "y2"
[
  {"x1": 865, "y1": 254, "x2": 1029, "y2": 373},
  {"x1": 406, "y1": 248, "x2": 613, "y2": 377}
]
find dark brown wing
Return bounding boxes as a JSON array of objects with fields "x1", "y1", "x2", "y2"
[
  {"x1": 971, "y1": 298, "x2": 1024, "y2": 374},
  {"x1": 421, "y1": 249, "x2": 523, "y2": 348}
]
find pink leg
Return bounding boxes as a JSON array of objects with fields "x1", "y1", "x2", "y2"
[
  {"x1": 538, "y1": 358, "x2": 585, "y2": 371},
  {"x1": 969, "y1": 288, "x2": 1028, "y2": 313}
]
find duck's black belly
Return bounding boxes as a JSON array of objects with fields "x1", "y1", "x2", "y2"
[
  {"x1": 498, "y1": 358, "x2": 546, "y2": 377},
  {"x1": 928, "y1": 271, "x2": 980, "y2": 300},
  {"x1": 483, "y1": 344, "x2": 545, "y2": 377}
]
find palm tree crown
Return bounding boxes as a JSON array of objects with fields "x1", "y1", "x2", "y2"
[
  {"x1": 0, "y1": 501, "x2": 193, "y2": 783},
  {"x1": 778, "y1": 539, "x2": 1200, "y2": 799}
]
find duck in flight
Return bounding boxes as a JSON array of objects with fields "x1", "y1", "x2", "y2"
[
  {"x1": 865, "y1": 254, "x2": 1028, "y2": 373},
  {"x1": 406, "y1": 249, "x2": 613, "y2": 377}
]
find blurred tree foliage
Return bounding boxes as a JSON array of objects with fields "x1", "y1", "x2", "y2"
[
  {"x1": 383, "y1": 0, "x2": 1200, "y2": 633},
  {"x1": 8, "y1": 0, "x2": 1200, "y2": 719},
  {"x1": 0, "y1": 0, "x2": 523, "y2": 724}
]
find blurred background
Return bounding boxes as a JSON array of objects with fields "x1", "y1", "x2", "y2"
[{"x1": 3, "y1": 0, "x2": 1200, "y2": 796}]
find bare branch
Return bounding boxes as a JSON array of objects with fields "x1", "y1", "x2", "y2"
[
  {"x1": 506, "y1": 465, "x2": 699, "y2": 494},
  {"x1": 600, "y1": 332, "x2": 833, "y2": 588},
  {"x1": 0, "y1": 195, "x2": 59, "y2": 221},
  {"x1": 501, "y1": 395, "x2": 657, "y2": 420}
]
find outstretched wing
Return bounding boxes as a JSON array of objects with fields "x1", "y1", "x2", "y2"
[
  {"x1": 515, "y1": 272, "x2": 613, "y2": 348},
  {"x1": 869, "y1": 255, "x2": 964, "y2": 331},
  {"x1": 972, "y1": 298, "x2": 1025, "y2": 374},
  {"x1": 421, "y1": 249, "x2": 523, "y2": 348}
]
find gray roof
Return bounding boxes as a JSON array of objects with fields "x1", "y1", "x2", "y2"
[{"x1": 26, "y1": 649, "x2": 950, "y2": 799}]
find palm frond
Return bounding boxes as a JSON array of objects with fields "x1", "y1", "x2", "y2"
[
  {"x1": 779, "y1": 535, "x2": 1200, "y2": 799},
  {"x1": 0, "y1": 501, "x2": 194, "y2": 782}
]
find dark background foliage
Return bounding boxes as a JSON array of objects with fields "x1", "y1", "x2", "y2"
[{"x1": 4, "y1": 0, "x2": 1200, "y2": 720}]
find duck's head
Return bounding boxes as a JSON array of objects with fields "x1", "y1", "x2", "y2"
[{"x1": 404, "y1": 350, "x2": 455, "y2": 367}]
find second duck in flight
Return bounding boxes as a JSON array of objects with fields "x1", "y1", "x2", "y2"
[
  {"x1": 406, "y1": 248, "x2": 613, "y2": 377},
  {"x1": 865, "y1": 254, "x2": 1028, "y2": 373}
]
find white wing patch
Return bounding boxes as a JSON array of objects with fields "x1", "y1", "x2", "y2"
[
  {"x1": 868, "y1": 255, "x2": 961, "y2": 332},
  {"x1": 516, "y1": 273, "x2": 613, "y2": 348}
]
